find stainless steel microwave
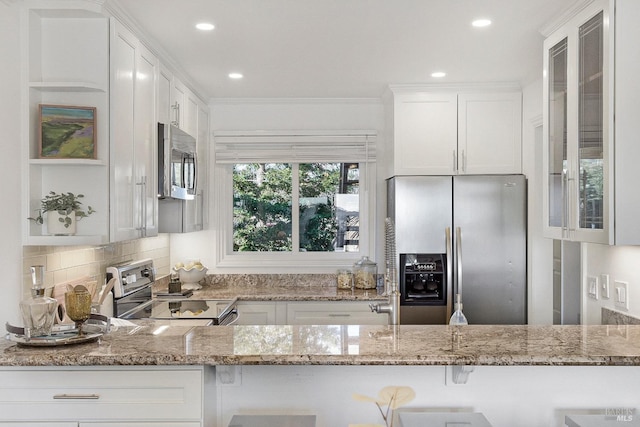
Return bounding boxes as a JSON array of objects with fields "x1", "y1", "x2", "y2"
[{"x1": 158, "y1": 123, "x2": 197, "y2": 200}]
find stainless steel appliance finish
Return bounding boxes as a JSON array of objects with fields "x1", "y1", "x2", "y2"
[
  {"x1": 157, "y1": 123, "x2": 202, "y2": 233},
  {"x1": 388, "y1": 175, "x2": 527, "y2": 325},
  {"x1": 109, "y1": 259, "x2": 238, "y2": 325},
  {"x1": 106, "y1": 259, "x2": 156, "y2": 300},
  {"x1": 158, "y1": 123, "x2": 197, "y2": 200},
  {"x1": 119, "y1": 298, "x2": 238, "y2": 325}
]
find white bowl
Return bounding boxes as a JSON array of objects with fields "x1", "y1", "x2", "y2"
[{"x1": 173, "y1": 266, "x2": 208, "y2": 290}]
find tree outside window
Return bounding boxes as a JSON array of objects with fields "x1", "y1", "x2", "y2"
[{"x1": 233, "y1": 162, "x2": 360, "y2": 253}]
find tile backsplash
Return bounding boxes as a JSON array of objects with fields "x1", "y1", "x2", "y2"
[{"x1": 22, "y1": 235, "x2": 170, "y2": 298}]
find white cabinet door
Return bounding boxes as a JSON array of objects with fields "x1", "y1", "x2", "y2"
[
  {"x1": 171, "y1": 79, "x2": 187, "y2": 129},
  {"x1": 286, "y1": 302, "x2": 389, "y2": 325},
  {"x1": 81, "y1": 423, "x2": 200, "y2": 427},
  {"x1": 184, "y1": 91, "x2": 199, "y2": 138},
  {"x1": 390, "y1": 89, "x2": 522, "y2": 176},
  {"x1": 110, "y1": 20, "x2": 158, "y2": 241},
  {"x1": 196, "y1": 105, "x2": 210, "y2": 230},
  {"x1": 235, "y1": 302, "x2": 282, "y2": 325},
  {"x1": 393, "y1": 92, "x2": 458, "y2": 175},
  {"x1": 110, "y1": 20, "x2": 137, "y2": 242},
  {"x1": 543, "y1": 1, "x2": 613, "y2": 244},
  {"x1": 0, "y1": 367, "x2": 203, "y2": 422},
  {"x1": 0, "y1": 424, "x2": 75, "y2": 427},
  {"x1": 135, "y1": 43, "x2": 159, "y2": 238},
  {"x1": 458, "y1": 92, "x2": 522, "y2": 174},
  {"x1": 158, "y1": 63, "x2": 173, "y2": 126}
]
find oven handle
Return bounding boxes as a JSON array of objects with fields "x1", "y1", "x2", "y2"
[
  {"x1": 219, "y1": 308, "x2": 239, "y2": 326},
  {"x1": 445, "y1": 227, "x2": 453, "y2": 319}
]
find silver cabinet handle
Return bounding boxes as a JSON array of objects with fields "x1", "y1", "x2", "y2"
[
  {"x1": 328, "y1": 313, "x2": 351, "y2": 317},
  {"x1": 171, "y1": 102, "x2": 180, "y2": 127},
  {"x1": 136, "y1": 177, "x2": 147, "y2": 236},
  {"x1": 53, "y1": 394, "x2": 100, "y2": 400},
  {"x1": 453, "y1": 150, "x2": 457, "y2": 173}
]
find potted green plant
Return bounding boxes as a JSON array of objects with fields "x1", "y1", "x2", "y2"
[{"x1": 28, "y1": 191, "x2": 96, "y2": 236}]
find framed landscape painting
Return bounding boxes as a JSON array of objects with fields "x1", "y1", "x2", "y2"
[{"x1": 39, "y1": 104, "x2": 97, "y2": 159}]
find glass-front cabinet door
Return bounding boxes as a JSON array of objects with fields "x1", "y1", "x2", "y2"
[{"x1": 543, "y1": 1, "x2": 610, "y2": 243}]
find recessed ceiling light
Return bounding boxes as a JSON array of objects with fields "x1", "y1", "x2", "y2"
[
  {"x1": 431, "y1": 72, "x2": 446, "y2": 78},
  {"x1": 229, "y1": 73, "x2": 243, "y2": 79},
  {"x1": 472, "y1": 19, "x2": 492, "y2": 28},
  {"x1": 195, "y1": 22, "x2": 215, "y2": 31}
]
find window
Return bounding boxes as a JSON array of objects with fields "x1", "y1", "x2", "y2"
[{"x1": 214, "y1": 131, "x2": 376, "y2": 270}]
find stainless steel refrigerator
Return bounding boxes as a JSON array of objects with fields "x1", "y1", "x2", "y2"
[{"x1": 387, "y1": 175, "x2": 527, "y2": 325}]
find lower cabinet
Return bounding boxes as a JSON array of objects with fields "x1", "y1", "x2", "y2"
[
  {"x1": 235, "y1": 301, "x2": 286, "y2": 325},
  {"x1": 236, "y1": 301, "x2": 389, "y2": 325},
  {"x1": 287, "y1": 301, "x2": 389, "y2": 325},
  {"x1": 0, "y1": 367, "x2": 208, "y2": 426}
]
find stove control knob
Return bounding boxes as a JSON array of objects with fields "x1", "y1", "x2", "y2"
[{"x1": 141, "y1": 268, "x2": 151, "y2": 278}]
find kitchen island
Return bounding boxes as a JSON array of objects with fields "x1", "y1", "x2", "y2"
[
  {"x1": 2, "y1": 322, "x2": 640, "y2": 366},
  {"x1": 2, "y1": 323, "x2": 640, "y2": 427}
]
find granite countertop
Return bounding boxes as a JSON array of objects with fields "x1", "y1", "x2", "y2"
[
  {"x1": 3, "y1": 322, "x2": 640, "y2": 367},
  {"x1": 154, "y1": 275, "x2": 387, "y2": 302},
  {"x1": 184, "y1": 284, "x2": 386, "y2": 301}
]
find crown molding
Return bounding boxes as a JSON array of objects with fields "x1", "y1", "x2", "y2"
[
  {"x1": 104, "y1": 0, "x2": 210, "y2": 103},
  {"x1": 538, "y1": 0, "x2": 596, "y2": 37},
  {"x1": 210, "y1": 97, "x2": 383, "y2": 106}
]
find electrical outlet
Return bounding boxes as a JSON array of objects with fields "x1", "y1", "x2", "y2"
[
  {"x1": 601, "y1": 274, "x2": 610, "y2": 299},
  {"x1": 614, "y1": 281, "x2": 629, "y2": 310},
  {"x1": 587, "y1": 276, "x2": 598, "y2": 299}
]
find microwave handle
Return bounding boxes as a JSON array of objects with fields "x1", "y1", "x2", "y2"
[
  {"x1": 192, "y1": 152, "x2": 198, "y2": 194},
  {"x1": 181, "y1": 152, "x2": 197, "y2": 195}
]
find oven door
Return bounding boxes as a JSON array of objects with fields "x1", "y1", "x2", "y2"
[{"x1": 114, "y1": 285, "x2": 153, "y2": 319}]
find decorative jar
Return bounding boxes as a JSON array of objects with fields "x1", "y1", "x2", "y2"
[{"x1": 353, "y1": 256, "x2": 377, "y2": 289}]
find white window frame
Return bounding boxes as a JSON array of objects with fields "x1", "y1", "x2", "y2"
[{"x1": 213, "y1": 130, "x2": 377, "y2": 272}]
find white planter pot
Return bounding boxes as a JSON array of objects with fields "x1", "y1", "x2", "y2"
[{"x1": 46, "y1": 210, "x2": 77, "y2": 235}]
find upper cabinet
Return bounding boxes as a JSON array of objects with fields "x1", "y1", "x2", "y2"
[
  {"x1": 385, "y1": 86, "x2": 522, "y2": 177},
  {"x1": 22, "y1": 3, "x2": 110, "y2": 245},
  {"x1": 109, "y1": 19, "x2": 158, "y2": 242},
  {"x1": 543, "y1": 0, "x2": 640, "y2": 245},
  {"x1": 21, "y1": 0, "x2": 209, "y2": 245}
]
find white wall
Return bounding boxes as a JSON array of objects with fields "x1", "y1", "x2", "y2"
[
  {"x1": 170, "y1": 98, "x2": 386, "y2": 273},
  {"x1": 522, "y1": 78, "x2": 554, "y2": 325},
  {"x1": 0, "y1": 1, "x2": 25, "y2": 328},
  {"x1": 584, "y1": 244, "x2": 640, "y2": 324}
]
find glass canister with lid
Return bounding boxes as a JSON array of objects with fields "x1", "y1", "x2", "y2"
[
  {"x1": 336, "y1": 269, "x2": 353, "y2": 290},
  {"x1": 353, "y1": 256, "x2": 377, "y2": 289}
]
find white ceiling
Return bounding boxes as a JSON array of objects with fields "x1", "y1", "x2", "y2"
[{"x1": 114, "y1": 0, "x2": 575, "y2": 99}]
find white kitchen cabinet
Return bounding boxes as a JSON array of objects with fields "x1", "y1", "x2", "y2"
[
  {"x1": 287, "y1": 301, "x2": 388, "y2": 325},
  {"x1": 0, "y1": 367, "x2": 207, "y2": 425},
  {"x1": 158, "y1": 63, "x2": 173, "y2": 127},
  {"x1": 110, "y1": 19, "x2": 158, "y2": 241},
  {"x1": 542, "y1": 0, "x2": 640, "y2": 245},
  {"x1": 457, "y1": 92, "x2": 522, "y2": 174},
  {"x1": 385, "y1": 86, "x2": 522, "y2": 176},
  {"x1": 196, "y1": 104, "x2": 210, "y2": 231},
  {"x1": 21, "y1": 3, "x2": 110, "y2": 245},
  {"x1": 235, "y1": 301, "x2": 287, "y2": 325}
]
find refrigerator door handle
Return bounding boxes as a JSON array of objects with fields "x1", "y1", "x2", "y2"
[
  {"x1": 446, "y1": 227, "x2": 453, "y2": 319},
  {"x1": 456, "y1": 226, "x2": 463, "y2": 298}
]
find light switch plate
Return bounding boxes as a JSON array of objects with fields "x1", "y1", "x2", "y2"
[
  {"x1": 601, "y1": 274, "x2": 610, "y2": 299},
  {"x1": 587, "y1": 276, "x2": 598, "y2": 299},
  {"x1": 614, "y1": 280, "x2": 629, "y2": 310}
]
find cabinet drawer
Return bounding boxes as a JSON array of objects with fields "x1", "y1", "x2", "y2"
[
  {"x1": 287, "y1": 302, "x2": 389, "y2": 325},
  {"x1": 0, "y1": 367, "x2": 203, "y2": 422}
]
